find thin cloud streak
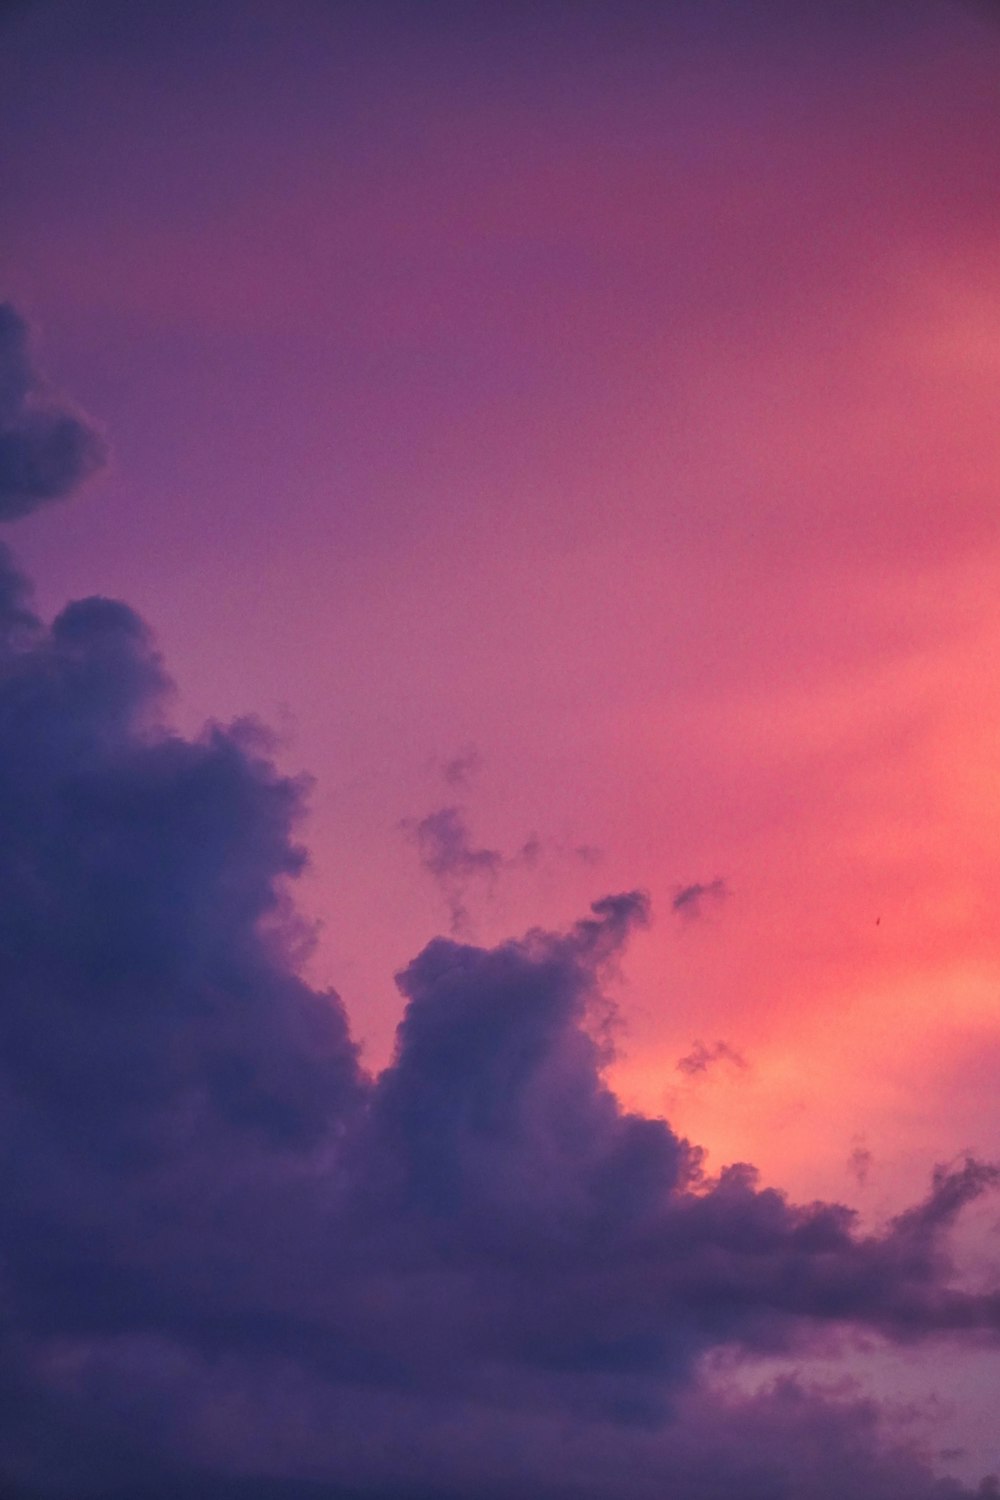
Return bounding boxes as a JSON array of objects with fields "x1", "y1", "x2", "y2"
[{"x1": 672, "y1": 878, "x2": 729, "y2": 920}]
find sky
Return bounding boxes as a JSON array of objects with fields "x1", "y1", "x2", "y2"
[{"x1": 1, "y1": 0, "x2": 999, "y2": 1495}]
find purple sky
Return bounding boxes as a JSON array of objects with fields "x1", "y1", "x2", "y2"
[{"x1": 2, "y1": 2, "x2": 1000, "y2": 1495}]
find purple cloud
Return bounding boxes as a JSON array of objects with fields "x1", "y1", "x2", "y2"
[
  {"x1": 0, "y1": 305, "x2": 106, "y2": 520},
  {"x1": 0, "y1": 577, "x2": 996, "y2": 1496},
  {"x1": 402, "y1": 804, "x2": 505, "y2": 932},
  {"x1": 404, "y1": 804, "x2": 601, "y2": 934},
  {"x1": 0, "y1": 306, "x2": 996, "y2": 1499}
]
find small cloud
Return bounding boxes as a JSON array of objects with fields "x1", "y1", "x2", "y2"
[
  {"x1": 404, "y1": 805, "x2": 602, "y2": 931},
  {"x1": 402, "y1": 805, "x2": 503, "y2": 933},
  {"x1": 672, "y1": 876, "x2": 728, "y2": 919},
  {"x1": 442, "y1": 745, "x2": 482, "y2": 788},
  {"x1": 676, "y1": 1039, "x2": 748, "y2": 1077},
  {"x1": 0, "y1": 304, "x2": 107, "y2": 520},
  {"x1": 516, "y1": 833, "x2": 542, "y2": 868},
  {"x1": 849, "y1": 1140, "x2": 874, "y2": 1187}
]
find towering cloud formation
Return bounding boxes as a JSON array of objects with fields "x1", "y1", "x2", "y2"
[
  {"x1": 0, "y1": 305, "x2": 106, "y2": 519},
  {"x1": 0, "y1": 311, "x2": 997, "y2": 1498}
]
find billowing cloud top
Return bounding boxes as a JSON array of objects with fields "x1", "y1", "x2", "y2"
[
  {"x1": 0, "y1": 539, "x2": 997, "y2": 1495},
  {"x1": 0, "y1": 304, "x2": 106, "y2": 520}
]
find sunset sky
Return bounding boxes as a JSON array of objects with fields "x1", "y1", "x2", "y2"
[{"x1": 2, "y1": 2, "x2": 999, "y2": 1496}]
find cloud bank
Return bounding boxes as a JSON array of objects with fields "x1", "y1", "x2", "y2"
[{"x1": 0, "y1": 311, "x2": 997, "y2": 1498}]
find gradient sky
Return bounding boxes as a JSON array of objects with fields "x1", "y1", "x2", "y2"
[{"x1": 2, "y1": 2, "x2": 1000, "y2": 1495}]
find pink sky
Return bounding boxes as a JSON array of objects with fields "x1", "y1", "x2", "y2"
[{"x1": 2, "y1": 0, "x2": 999, "y2": 1484}]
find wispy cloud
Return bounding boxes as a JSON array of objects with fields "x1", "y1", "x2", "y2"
[
  {"x1": 676, "y1": 1038, "x2": 748, "y2": 1076},
  {"x1": 672, "y1": 877, "x2": 729, "y2": 919},
  {"x1": 401, "y1": 804, "x2": 505, "y2": 932},
  {"x1": 441, "y1": 744, "x2": 482, "y2": 789},
  {"x1": 849, "y1": 1139, "x2": 875, "y2": 1187}
]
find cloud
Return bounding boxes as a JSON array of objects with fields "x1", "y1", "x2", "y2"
[
  {"x1": 677, "y1": 1039, "x2": 748, "y2": 1076},
  {"x1": 849, "y1": 1140, "x2": 874, "y2": 1187},
  {"x1": 403, "y1": 804, "x2": 604, "y2": 933},
  {"x1": 672, "y1": 877, "x2": 728, "y2": 919},
  {"x1": 0, "y1": 307, "x2": 998, "y2": 1498},
  {"x1": 0, "y1": 571, "x2": 996, "y2": 1495},
  {"x1": 402, "y1": 804, "x2": 504, "y2": 932},
  {"x1": 0, "y1": 305, "x2": 106, "y2": 520},
  {"x1": 441, "y1": 745, "x2": 482, "y2": 788}
]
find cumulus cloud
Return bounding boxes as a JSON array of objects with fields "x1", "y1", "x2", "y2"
[
  {"x1": 0, "y1": 308, "x2": 997, "y2": 1498},
  {"x1": 0, "y1": 567, "x2": 997, "y2": 1496},
  {"x1": 0, "y1": 305, "x2": 106, "y2": 519},
  {"x1": 672, "y1": 877, "x2": 728, "y2": 919}
]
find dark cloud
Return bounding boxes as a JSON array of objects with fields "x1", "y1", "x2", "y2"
[
  {"x1": 1, "y1": 309, "x2": 997, "y2": 1497},
  {"x1": 672, "y1": 877, "x2": 728, "y2": 919},
  {"x1": 0, "y1": 567, "x2": 996, "y2": 1496},
  {"x1": 677, "y1": 1038, "x2": 748, "y2": 1076},
  {"x1": 0, "y1": 305, "x2": 106, "y2": 520}
]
